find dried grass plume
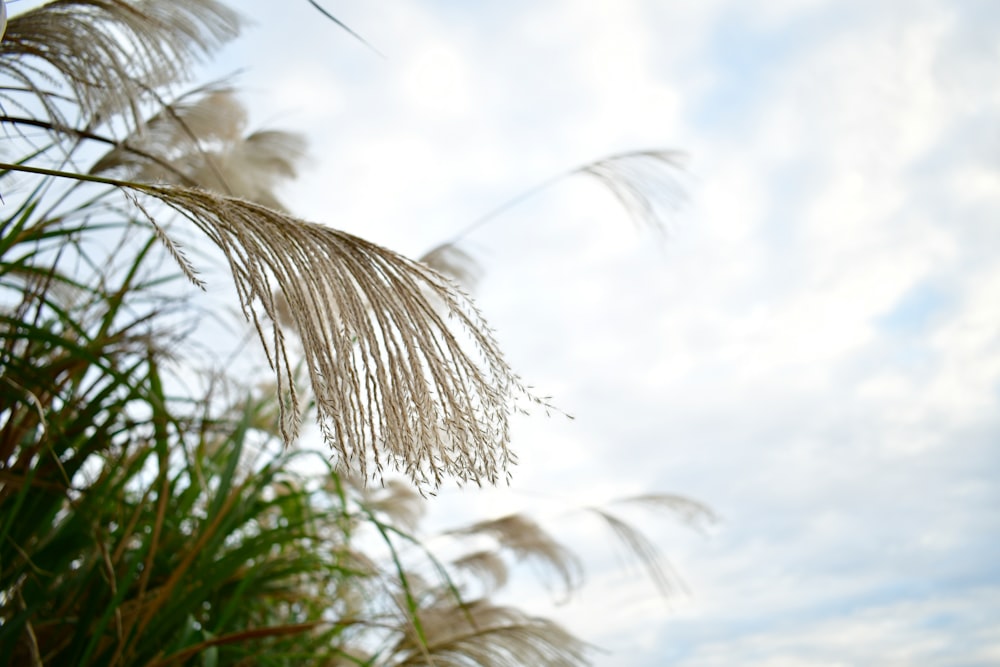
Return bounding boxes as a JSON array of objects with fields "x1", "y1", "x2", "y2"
[
  {"x1": 0, "y1": 0, "x2": 242, "y2": 126},
  {"x1": 129, "y1": 183, "x2": 537, "y2": 488}
]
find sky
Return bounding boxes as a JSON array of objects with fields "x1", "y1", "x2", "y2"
[{"x1": 205, "y1": 1, "x2": 1000, "y2": 664}]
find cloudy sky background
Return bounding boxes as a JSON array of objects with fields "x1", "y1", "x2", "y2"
[{"x1": 205, "y1": 1, "x2": 998, "y2": 664}]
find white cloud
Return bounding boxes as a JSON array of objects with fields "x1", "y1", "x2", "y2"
[
  {"x1": 400, "y1": 42, "x2": 472, "y2": 116},
  {"x1": 665, "y1": 589, "x2": 1000, "y2": 667}
]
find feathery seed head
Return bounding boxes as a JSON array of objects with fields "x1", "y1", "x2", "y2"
[{"x1": 132, "y1": 184, "x2": 537, "y2": 489}]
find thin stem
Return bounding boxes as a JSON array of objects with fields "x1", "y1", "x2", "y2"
[
  {"x1": 437, "y1": 172, "x2": 568, "y2": 249},
  {"x1": 305, "y1": 0, "x2": 384, "y2": 58},
  {"x1": 0, "y1": 161, "x2": 154, "y2": 191},
  {"x1": 0, "y1": 116, "x2": 201, "y2": 187}
]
